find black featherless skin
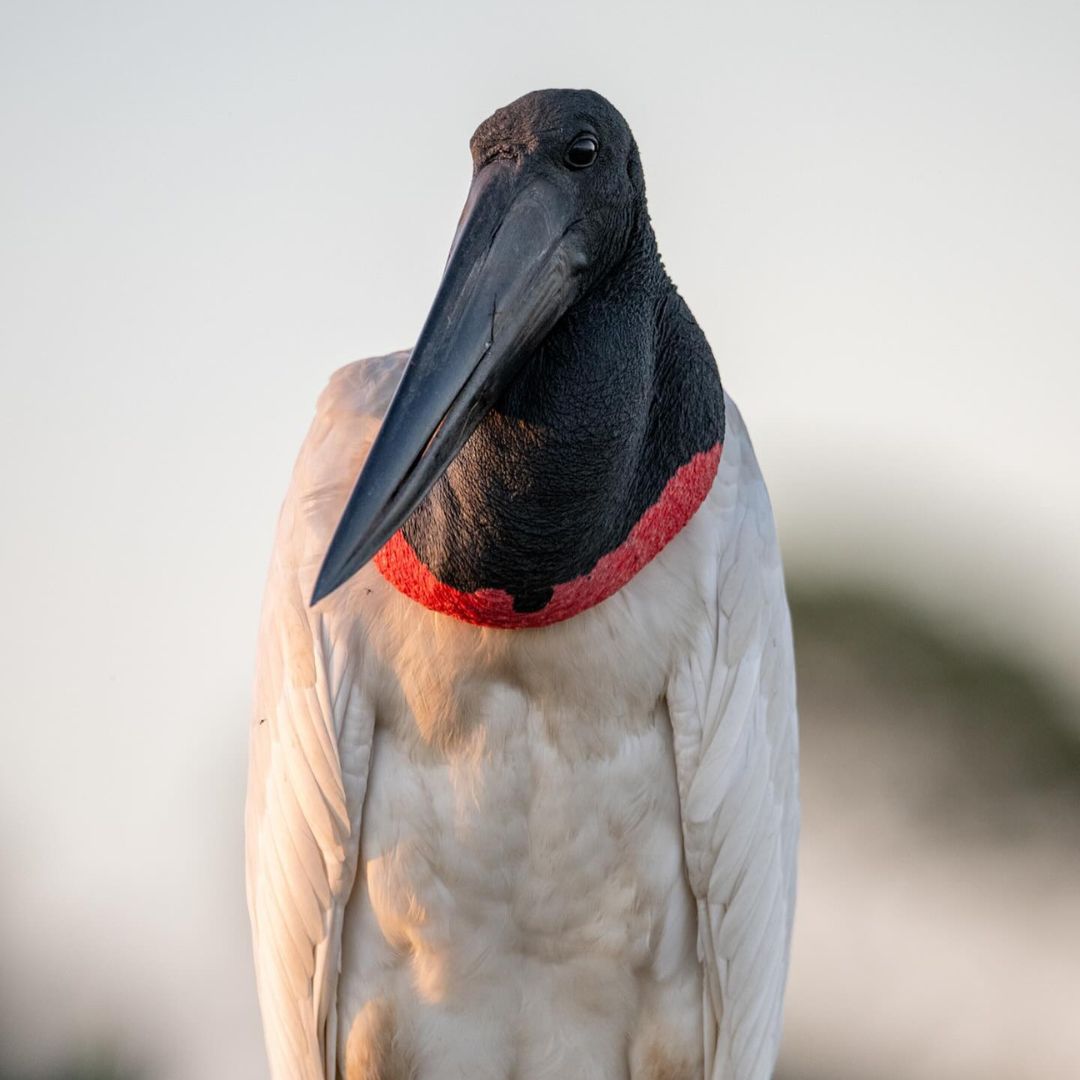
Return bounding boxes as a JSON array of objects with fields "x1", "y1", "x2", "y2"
[{"x1": 400, "y1": 90, "x2": 725, "y2": 614}]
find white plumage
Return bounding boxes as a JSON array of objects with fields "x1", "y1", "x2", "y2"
[{"x1": 246, "y1": 351, "x2": 798, "y2": 1079}]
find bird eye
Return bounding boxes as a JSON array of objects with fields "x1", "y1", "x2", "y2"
[{"x1": 565, "y1": 134, "x2": 599, "y2": 169}]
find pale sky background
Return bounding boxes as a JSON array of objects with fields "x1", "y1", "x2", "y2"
[{"x1": 1, "y1": 2, "x2": 1078, "y2": 1077}]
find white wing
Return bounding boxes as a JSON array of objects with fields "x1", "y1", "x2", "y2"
[
  {"x1": 666, "y1": 397, "x2": 800, "y2": 1080},
  {"x1": 245, "y1": 352, "x2": 407, "y2": 1080}
]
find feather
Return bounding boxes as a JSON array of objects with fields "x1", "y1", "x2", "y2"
[
  {"x1": 247, "y1": 359, "x2": 798, "y2": 1080},
  {"x1": 245, "y1": 353, "x2": 407, "y2": 1079},
  {"x1": 666, "y1": 397, "x2": 800, "y2": 1080}
]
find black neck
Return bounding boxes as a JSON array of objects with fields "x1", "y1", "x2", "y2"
[{"x1": 401, "y1": 215, "x2": 725, "y2": 613}]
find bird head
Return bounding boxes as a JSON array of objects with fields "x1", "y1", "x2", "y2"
[
  {"x1": 312, "y1": 89, "x2": 649, "y2": 605},
  {"x1": 467, "y1": 88, "x2": 647, "y2": 292}
]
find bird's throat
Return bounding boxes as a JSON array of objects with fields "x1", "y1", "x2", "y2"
[
  {"x1": 376, "y1": 253, "x2": 725, "y2": 628},
  {"x1": 375, "y1": 441, "x2": 720, "y2": 627}
]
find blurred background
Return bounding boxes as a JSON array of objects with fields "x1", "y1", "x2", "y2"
[{"x1": 2, "y1": 1, "x2": 1078, "y2": 1077}]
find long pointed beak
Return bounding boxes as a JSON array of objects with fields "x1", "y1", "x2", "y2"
[{"x1": 311, "y1": 163, "x2": 585, "y2": 605}]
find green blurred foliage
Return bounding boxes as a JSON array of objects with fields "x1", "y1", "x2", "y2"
[{"x1": 789, "y1": 585, "x2": 1080, "y2": 839}]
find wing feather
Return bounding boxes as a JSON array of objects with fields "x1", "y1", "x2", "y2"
[
  {"x1": 667, "y1": 396, "x2": 799, "y2": 1080},
  {"x1": 245, "y1": 352, "x2": 408, "y2": 1080}
]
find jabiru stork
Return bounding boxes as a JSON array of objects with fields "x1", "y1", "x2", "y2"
[{"x1": 246, "y1": 88, "x2": 799, "y2": 1080}]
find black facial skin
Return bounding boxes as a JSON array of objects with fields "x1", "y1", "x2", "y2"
[{"x1": 399, "y1": 89, "x2": 725, "y2": 612}]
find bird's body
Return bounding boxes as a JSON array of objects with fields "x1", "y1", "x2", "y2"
[{"x1": 247, "y1": 89, "x2": 798, "y2": 1080}]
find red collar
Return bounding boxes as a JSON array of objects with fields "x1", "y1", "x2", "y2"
[{"x1": 375, "y1": 442, "x2": 721, "y2": 628}]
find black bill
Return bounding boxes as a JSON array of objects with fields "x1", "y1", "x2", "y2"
[{"x1": 310, "y1": 162, "x2": 586, "y2": 605}]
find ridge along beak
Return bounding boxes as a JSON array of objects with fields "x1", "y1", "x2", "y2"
[{"x1": 310, "y1": 162, "x2": 586, "y2": 605}]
